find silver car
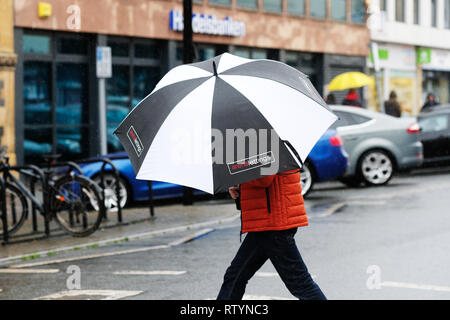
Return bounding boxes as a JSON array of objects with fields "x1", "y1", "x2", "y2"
[{"x1": 330, "y1": 105, "x2": 423, "y2": 186}]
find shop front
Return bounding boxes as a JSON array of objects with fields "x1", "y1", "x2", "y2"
[
  {"x1": 367, "y1": 43, "x2": 417, "y2": 115},
  {"x1": 418, "y1": 48, "x2": 450, "y2": 108},
  {"x1": 13, "y1": 0, "x2": 369, "y2": 164}
]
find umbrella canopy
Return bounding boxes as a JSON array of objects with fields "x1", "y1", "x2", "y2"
[
  {"x1": 114, "y1": 53, "x2": 337, "y2": 194},
  {"x1": 328, "y1": 72, "x2": 373, "y2": 91}
]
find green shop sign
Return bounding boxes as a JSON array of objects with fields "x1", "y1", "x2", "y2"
[{"x1": 417, "y1": 48, "x2": 432, "y2": 65}]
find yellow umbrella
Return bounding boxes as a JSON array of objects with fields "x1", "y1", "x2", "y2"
[{"x1": 328, "y1": 72, "x2": 373, "y2": 91}]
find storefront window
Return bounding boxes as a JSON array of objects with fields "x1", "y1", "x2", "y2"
[
  {"x1": 22, "y1": 32, "x2": 91, "y2": 163},
  {"x1": 351, "y1": 0, "x2": 365, "y2": 23},
  {"x1": 108, "y1": 41, "x2": 129, "y2": 57},
  {"x1": 310, "y1": 0, "x2": 327, "y2": 19},
  {"x1": 263, "y1": 0, "x2": 282, "y2": 13},
  {"x1": 133, "y1": 66, "x2": 160, "y2": 107},
  {"x1": 331, "y1": 0, "x2": 347, "y2": 21},
  {"x1": 197, "y1": 47, "x2": 216, "y2": 61},
  {"x1": 234, "y1": 48, "x2": 251, "y2": 59},
  {"x1": 57, "y1": 36, "x2": 88, "y2": 55},
  {"x1": 24, "y1": 62, "x2": 51, "y2": 125},
  {"x1": 209, "y1": 0, "x2": 231, "y2": 6},
  {"x1": 237, "y1": 0, "x2": 258, "y2": 9},
  {"x1": 287, "y1": 0, "x2": 305, "y2": 16},
  {"x1": 135, "y1": 43, "x2": 160, "y2": 59},
  {"x1": 23, "y1": 34, "x2": 50, "y2": 54},
  {"x1": 56, "y1": 63, "x2": 87, "y2": 125},
  {"x1": 106, "y1": 39, "x2": 162, "y2": 153}
]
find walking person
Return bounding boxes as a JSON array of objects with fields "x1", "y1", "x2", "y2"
[
  {"x1": 342, "y1": 88, "x2": 362, "y2": 107},
  {"x1": 217, "y1": 170, "x2": 326, "y2": 300},
  {"x1": 384, "y1": 91, "x2": 402, "y2": 118}
]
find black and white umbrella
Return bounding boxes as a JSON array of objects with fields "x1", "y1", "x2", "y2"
[{"x1": 114, "y1": 53, "x2": 337, "y2": 194}]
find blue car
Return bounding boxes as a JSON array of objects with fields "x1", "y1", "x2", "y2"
[{"x1": 79, "y1": 128, "x2": 348, "y2": 210}]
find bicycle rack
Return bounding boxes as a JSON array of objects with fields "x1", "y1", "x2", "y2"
[
  {"x1": 106, "y1": 154, "x2": 155, "y2": 219},
  {"x1": 1, "y1": 175, "x2": 8, "y2": 244},
  {"x1": 76, "y1": 158, "x2": 123, "y2": 222},
  {"x1": 1, "y1": 165, "x2": 48, "y2": 244}
]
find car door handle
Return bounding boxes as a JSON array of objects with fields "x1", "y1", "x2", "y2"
[{"x1": 346, "y1": 136, "x2": 359, "y2": 141}]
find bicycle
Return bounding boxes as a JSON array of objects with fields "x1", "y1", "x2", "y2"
[{"x1": 0, "y1": 147, "x2": 105, "y2": 238}]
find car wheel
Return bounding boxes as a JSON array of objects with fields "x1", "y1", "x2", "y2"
[
  {"x1": 300, "y1": 162, "x2": 314, "y2": 197},
  {"x1": 93, "y1": 173, "x2": 129, "y2": 212},
  {"x1": 358, "y1": 149, "x2": 394, "y2": 186}
]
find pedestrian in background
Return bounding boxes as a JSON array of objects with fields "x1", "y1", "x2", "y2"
[
  {"x1": 421, "y1": 93, "x2": 439, "y2": 113},
  {"x1": 326, "y1": 93, "x2": 336, "y2": 105},
  {"x1": 342, "y1": 88, "x2": 362, "y2": 107},
  {"x1": 217, "y1": 171, "x2": 327, "y2": 300},
  {"x1": 384, "y1": 91, "x2": 402, "y2": 118}
]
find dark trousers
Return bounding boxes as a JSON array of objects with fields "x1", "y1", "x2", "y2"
[{"x1": 217, "y1": 228, "x2": 326, "y2": 300}]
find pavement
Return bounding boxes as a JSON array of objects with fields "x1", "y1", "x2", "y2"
[{"x1": 1, "y1": 195, "x2": 306, "y2": 265}]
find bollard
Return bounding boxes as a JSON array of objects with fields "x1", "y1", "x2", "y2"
[{"x1": 0, "y1": 176, "x2": 8, "y2": 244}]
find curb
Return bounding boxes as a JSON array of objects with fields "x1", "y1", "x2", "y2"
[{"x1": 0, "y1": 214, "x2": 239, "y2": 267}]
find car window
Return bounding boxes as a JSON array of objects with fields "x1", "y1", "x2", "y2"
[
  {"x1": 419, "y1": 114, "x2": 449, "y2": 133},
  {"x1": 331, "y1": 111, "x2": 371, "y2": 128}
]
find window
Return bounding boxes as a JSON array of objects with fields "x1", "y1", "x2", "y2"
[
  {"x1": 106, "y1": 38, "x2": 162, "y2": 153},
  {"x1": 237, "y1": 0, "x2": 258, "y2": 9},
  {"x1": 446, "y1": 0, "x2": 450, "y2": 29},
  {"x1": 287, "y1": 0, "x2": 305, "y2": 15},
  {"x1": 419, "y1": 115, "x2": 448, "y2": 133},
  {"x1": 395, "y1": 0, "x2": 405, "y2": 22},
  {"x1": 22, "y1": 32, "x2": 91, "y2": 163},
  {"x1": 23, "y1": 34, "x2": 51, "y2": 54},
  {"x1": 431, "y1": 0, "x2": 437, "y2": 27},
  {"x1": 208, "y1": 0, "x2": 231, "y2": 6},
  {"x1": 379, "y1": 0, "x2": 386, "y2": 11},
  {"x1": 310, "y1": 0, "x2": 327, "y2": 19},
  {"x1": 351, "y1": 0, "x2": 366, "y2": 23},
  {"x1": 413, "y1": 0, "x2": 420, "y2": 24},
  {"x1": 331, "y1": 111, "x2": 371, "y2": 128},
  {"x1": 233, "y1": 47, "x2": 267, "y2": 59},
  {"x1": 263, "y1": 0, "x2": 282, "y2": 13},
  {"x1": 331, "y1": 0, "x2": 347, "y2": 21}
]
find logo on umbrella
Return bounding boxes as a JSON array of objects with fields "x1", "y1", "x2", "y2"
[
  {"x1": 127, "y1": 126, "x2": 144, "y2": 157},
  {"x1": 227, "y1": 151, "x2": 275, "y2": 175}
]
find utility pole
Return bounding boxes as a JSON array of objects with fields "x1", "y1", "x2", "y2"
[{"x1": 182, "y1": 0, "x2": 194, "y2": 205}]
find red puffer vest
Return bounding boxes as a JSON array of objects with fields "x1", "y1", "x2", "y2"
[{"x1": 239, "y1": 170, "x2": 308, "y2": 234}]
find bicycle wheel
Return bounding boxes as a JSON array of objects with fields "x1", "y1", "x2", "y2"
[
  {"x1": 51, "y1": 175, "x2": 105, "y2": 237},
  {"x1": 0, "y1": 183, "x2": 28, "y2": 237}
]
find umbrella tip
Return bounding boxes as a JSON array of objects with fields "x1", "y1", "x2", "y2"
[{"x1": 212, "y1": 61, "x2": 218, "y2": 77}]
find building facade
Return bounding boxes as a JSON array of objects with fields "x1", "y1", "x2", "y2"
[
  {"x1": 0, "y1": 0, "x2": 17, "y2": 164},
  {"x1": 368, "y1": 0, "x2": 450, "y2": 115},
  {"x1": 12, "y1": 0, "x2": 370, "y2": 164}
]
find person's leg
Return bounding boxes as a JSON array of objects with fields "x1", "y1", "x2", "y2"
[
  {"x1": 217, "y1": 232, "x2": 268, "y2": 300},
  {"x1": 266, "y1": 228, "x2": 327, "y2": 300}
]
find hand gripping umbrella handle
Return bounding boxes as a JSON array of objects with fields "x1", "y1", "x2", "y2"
[{"x1": 235, "y1": 190, "x2": 241, "y2": 211}]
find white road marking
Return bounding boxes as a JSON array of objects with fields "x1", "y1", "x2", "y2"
[
  {"x1": 34, "y1": 290, "x2": 143, "y2": 300},
  {"x1": 381, "y1": 281, "x2": 450, "y2": 293},
  {"x1": 168, "y1": 228, "x2": 215, "y2": 246},
  {"x1": 0, "y1": 268, "x2": 59, "y2": 274},
  {"x1": 11, "y1": 245, "x2": 168, "y2": 269},
  {"x1": 255, "y1": 272, "x2": 316, "y2": 279},
  {"x1": 243, "y1": 294, "x2": 294, "y2": 300},
  {"x1": 113, "y1": 270, "x2": 186, "y2": 276},
  {"x1": 255, "y1": 272, "x2": 279, "y2": 277},
  {"x1": 313, "y1": 202, "x2": 346, "y2": 218}
]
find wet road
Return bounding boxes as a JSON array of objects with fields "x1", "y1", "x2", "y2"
[{"x1": 1, "y1": 167, "x2": 450, "y2": 300}]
